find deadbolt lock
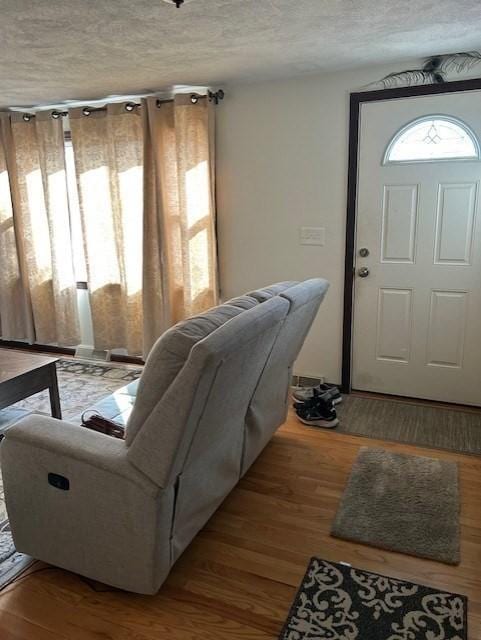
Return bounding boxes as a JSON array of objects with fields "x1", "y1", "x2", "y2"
[{"x1": 359, "y1": 247, "x2": 370, "y2": 257}]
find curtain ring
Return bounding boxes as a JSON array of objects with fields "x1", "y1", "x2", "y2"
[{"x1": 82, "y1": 107, "x2": 92, "y2": 116}]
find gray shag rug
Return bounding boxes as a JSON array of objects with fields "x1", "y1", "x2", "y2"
[
  {"x1": 280, "y1": 558, "x2": 467, "y2": 639},
  {"x1": 331, "y1": 447, "x2": 460, "y2": 565}
]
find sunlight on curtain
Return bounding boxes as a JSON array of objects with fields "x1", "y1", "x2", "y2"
[
  {"x1": 141, "y1": 94, "x2": 218, "y2": 355},
  {"x1": 78, "y1": 165, "x2": 121, "y2": 292},
  {"x1": 7, "y1": 118, "x2": 52, "y2": 342},
  {"x1": 70, "y1": 103, "x2": 143, "y2": 354},
  {"x1": 0, "y1": 171, "x2": 12, "y2": 228},
  {"x1": 25, "y1": 168, "x2": 51, "y2": 277},
  {"x1": 36, "y1": 113, "x2": 80, "y2": 344},
  {"x1": 118, "y1": 165, "x2": 143, "y2": 296},
  {"x1": 185, "y1": 160, "x2": 209, "y2": 227},
  {"x1": 188, "y1": 228, "x2": 210, "y2": 301},
  {"x1": 64, "y1": 141, "x2": 87, "y2": 282},
  {"x1": 0, "y1": 171, "x2": 10, "y2": 211},
  {"x1": 0, "y1": 160, "x2": 29, "y2": 340},
  {"x1": 47, "y1": 169, "x2": 78, "y2": 292},
  {"x1": 185, "y1": 160, "x2": 211, "y2": 301},
  {"x1": 2, "y1": 112, "x2": 79, "y2": 345}
]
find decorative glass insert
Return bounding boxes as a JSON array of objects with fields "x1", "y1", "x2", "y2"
[{"x1": 384, "y1": 116, "x2": 480, "y2": 163}]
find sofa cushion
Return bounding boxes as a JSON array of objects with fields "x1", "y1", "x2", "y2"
[
  {"x1": 127, "y1": 296, "x2": 290, "y2": 489},
  {"x1": 247, "y1": 281, "x2": 299, "y2": 302},
  {"x1": 280, "y1": 279, "x2": 329, "y2": 312},
  {"x1": 241, "y1": 278, "x2": 329, "y2": 474},
  {"x1": 125, "y1": 304, "x2": 244, "y2": 444},
  {"x1": 224, "y1": 295, "x2": 258, "y2": 310}
]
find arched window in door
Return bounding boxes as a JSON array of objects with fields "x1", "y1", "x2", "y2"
[{"x1": 384, "y1": 115, "x2": 480, "y2": 164}]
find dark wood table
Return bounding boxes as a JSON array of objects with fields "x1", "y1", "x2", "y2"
[{"x1": 0, "y1": 349, "x2": 62, "y2": 419}]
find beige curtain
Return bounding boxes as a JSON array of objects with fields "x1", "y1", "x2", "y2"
[
  {"x1": 0, "y1": 116, "x2": 31, "y2": 341},
  {"x1": 142, "y1": 95, "x2": 218, "y2": 354},
  {"x1": 70, "y1": 103, "x2": 143, "y2": 354},
  {"x1": 0, "y1": 112, "x2": 79, "y2": 345}
]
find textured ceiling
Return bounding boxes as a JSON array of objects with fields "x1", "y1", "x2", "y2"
[{"x1": 1, "y1": 0, "x2": 481, "y2": 108}]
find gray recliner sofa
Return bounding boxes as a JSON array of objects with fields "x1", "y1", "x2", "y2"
[{"x1": 1, "y1": 278, "x2": 329, "y2": 594}]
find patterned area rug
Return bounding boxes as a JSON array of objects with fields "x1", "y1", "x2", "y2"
[
  {"x1": 0, "y1": 358, "x2": 142, "y2": 589},
  {"x1": 280, "y1": 558, "x2": 467, "y2": 639}
]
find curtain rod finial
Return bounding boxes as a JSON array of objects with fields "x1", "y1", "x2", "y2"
[{"x1": 208, "y1": 90, "x2": 225, "y2": 105}]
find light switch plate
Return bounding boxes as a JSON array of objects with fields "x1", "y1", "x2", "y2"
[{"x1": 300, "y1": 226, "x2": 325, "y2": 246}]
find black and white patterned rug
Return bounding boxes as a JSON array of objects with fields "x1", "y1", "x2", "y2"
[{"x1": 280, "y1": 558, "x2": 467, "y2": 639}]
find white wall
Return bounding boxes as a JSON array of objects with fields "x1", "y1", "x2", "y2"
[
  {"x1": 216, "y1": 64, "x2": 392, "y2": 382},
  {"x1": 216, "y1": 60, "x2": 475, "y2": 383}
]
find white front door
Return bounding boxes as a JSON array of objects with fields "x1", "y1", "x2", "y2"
[{"x1": 352, "y1": 91, "x2": 481, "y2": 406}]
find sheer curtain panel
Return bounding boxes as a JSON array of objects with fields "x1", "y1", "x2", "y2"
[
  {"x1": 69, "y1": 104, "x2": 143, "y2": 355},
  {"x1": 142, "y1": 95, "x2": 218, "y2": 355},
  {"x1": 0, "y1": 112, "x2": 79, "y2": 345}
]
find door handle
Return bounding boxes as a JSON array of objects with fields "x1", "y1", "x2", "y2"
[{"x1": 358, "y1": 267, "x2": 370, "y2": 278}]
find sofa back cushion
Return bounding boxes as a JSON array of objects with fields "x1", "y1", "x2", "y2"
[
  {"x1": 247, "y1": 281, "x2": 298, "y2": 302},
  {"x1": 224, "y1": 295, "x2": 258, "y2": 310},
  {"x1": 241, "y1": 278, "x2": 329, "y2": 474},
  {"x1": 127, "y1": 297, "x2": 289, "y2": 478},
  {"x1": 125, "y1": 304, "x2": 244, "y2": 444},
  {"x1": 127, "y1": 296, "x2": 289, "y2": 560}
]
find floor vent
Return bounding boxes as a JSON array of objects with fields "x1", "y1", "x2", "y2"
[{"x1": 291, "y1": 375, "x2": 323, "y2": 388}]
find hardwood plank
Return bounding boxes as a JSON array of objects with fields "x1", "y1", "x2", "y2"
[{"x1": 1, "y1": 409, "x2": 480, "y2": 639}]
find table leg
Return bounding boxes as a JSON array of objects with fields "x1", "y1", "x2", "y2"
[{"x1": 48, "y1": 363, "x2": 62, "y2": 419}]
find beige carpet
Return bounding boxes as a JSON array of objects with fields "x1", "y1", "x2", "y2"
[
  {"x1": 336, "y1": 395, "x2": 481, "y2": 456},
  {"x1": 331, "y1": 447, "x2": 460, "y2": 565}
]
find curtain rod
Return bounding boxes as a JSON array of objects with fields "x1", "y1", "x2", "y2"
[{"x1": 18, "y1": 90, "x2": 225, "y2": 122}]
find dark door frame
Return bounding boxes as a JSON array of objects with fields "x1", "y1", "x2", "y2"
[{"x1": 342, "y1": 76, "x2": 481, "y2": 393}]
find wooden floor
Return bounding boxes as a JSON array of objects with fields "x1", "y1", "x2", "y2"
[{"x1": 1, "y1": 410, "x2": 480, "y2": 639}]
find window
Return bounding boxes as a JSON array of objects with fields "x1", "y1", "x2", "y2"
[{"x1": 384, "y1": 115, "x2": 480, "y2": 164}]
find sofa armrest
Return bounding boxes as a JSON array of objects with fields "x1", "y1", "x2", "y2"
[
  {"x1": 2, "y1": 415, "x2": 156, "y2": 494},
  {"x1": 0, "y1": 415, "x2": 173, "y2": 593}
]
